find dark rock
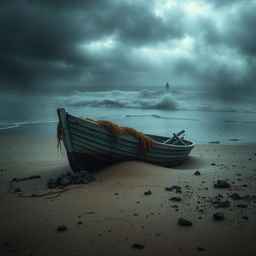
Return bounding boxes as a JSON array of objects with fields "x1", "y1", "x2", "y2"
[
  {"x1": 213, "y1": 212, "x2": 224, "y2": 220},
  {"x1": 48, "y1": 171, "x2": 95, "y2": 188},
  {"x1": 175, "y1": 188, "x2": 182, "y2": 194},
  {"x1": 178, "y1": 217, "x2": 192, "y2": 226},
  {"x1": 242, "y1": 184, "x2": 248, "y2": 187},
  {"x1": 77, "y1": 221, "x2": 83, "y2": 224},
  {"x1": 237, "y1": 204, "x2": 247, "y2": 208},
  {"x1": 169, "y1": 197, "x2": 181, "y2": 202},
  {"x1": 211, "y1": 163, "x2": 216, "y2": 166},
  {"x1": 144, "y1": 190, "x2": 152, "y2": 195},
  {"x1": 216, "y1": 200, "x2": 230, "y2": 208},
  {"x1": 230, "y1": 193, "x2": 241, "y2": 200},
  {"x1": 48, "y1": 183, "x2": 57, "y2": 189},
  {"x1": 133, "y1": 243, "x2": 144, "y2": 249},
  {"x1": 165, "y1": 186, "x2": 182, "y2": 193},
  {"x1": 57, "y1": 225, "x2": 67, "y2": 232},
  {"x1": 197, "y1": 246, "x2": 204, "y2": 251},
  {"x1": 241, "y1": 216, "x2": 249, "y2": 220},
  {"x1": 82, "y1": 179, "x2": 89, "y2": 184},
  {"x1": 14, "y1": 187, "x2": 22, "y2": 193},
  {"x1": 194, "y1": 171, "x2": 201, "y2": 176},
  {"x1": 213, "y1": 180, "x2": 230, "y2": 188},
  {"x1": 59, "y1": 178, "x2": 71, "y2": 186}
]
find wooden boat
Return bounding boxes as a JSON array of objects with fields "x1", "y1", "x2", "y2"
[{"x1": 57, "y1": 108, "x2": 195, "y2": 171}]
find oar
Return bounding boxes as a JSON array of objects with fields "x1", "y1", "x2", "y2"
[{"x1": 163, "y1": 130, "x2": 185, "y2": 145}]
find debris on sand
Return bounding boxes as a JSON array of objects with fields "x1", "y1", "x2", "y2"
[
  {"x1": 57, "y1": 225, "x2": 67, "y2": 232},
  {"x1": 213, "y1": 180, "x2": 230, "y2": 188},
  {"x1": 165, "y1": 186, "x2": 182, "y2": 193},
  {"x1": 178, "y1": 217, "x2": 192, "y2": 226},
  {"x1": 144, "y1": 190, "x2": 152, "y2": 195},
  {"x1": 216, "y1": 200, "x2": 230, "y2": 208},
  {"x1": 230, "y1": 193, "x2": 241, "y2": 200},
  {"x1": 133, "y1": 243, "x2": 144, "y2": 249},
  {"x1": 13, "y1": 187, "x2": 22, "y2": 193},
  {"x1": 169, "y1": 197, "x2": 181, "y2": 202},
  {"x1": 48, "y1": 170, "x2": 95, "y2": 189},
  {"x1": 210, "y1": 196, "x2": 230, "y2": 208},
  {"x1": 237, "y1": 204, "x2": 247, "y2": 208},
  {"x1": 213, "y1": 212, "x2": 224, "y2": 220}
]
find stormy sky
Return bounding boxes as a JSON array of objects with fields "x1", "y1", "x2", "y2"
[{"x1": 0, "y1": 0, "x2": 255, "y2": 95}]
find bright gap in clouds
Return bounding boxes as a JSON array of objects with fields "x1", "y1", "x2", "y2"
[
  {"x1": 139, "y1": 36, "x2": 194, "y2": 62},
  {"x1": 153, "y1": 0, "x2": 221, "y2": 24},
  {"x1": 83, "y1": 37, "x2": 116, "y2": 52}
]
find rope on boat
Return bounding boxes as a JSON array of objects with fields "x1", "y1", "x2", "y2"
[{"x1": 57, "y1": 118, "x2": 155, "y2": 153}]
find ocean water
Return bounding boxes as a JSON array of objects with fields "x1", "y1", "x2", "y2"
[{"x1": 0, "y1": 87, "x2": 256, "y2": 144}]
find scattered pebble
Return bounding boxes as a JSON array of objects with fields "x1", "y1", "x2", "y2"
[
  {"x1": 133, "y1": 243, "x2": 144, "y2": 249},
  {"x1": 57, "y1": 225, "x2": 67, "y2": 232},
  {"x1": 144, "y1": 190, "x2": 152, "y2": 195},
  {"x1": 213, "y1": 180, "x2": 230, "y2": 188},
  {"x1": 237, "y1": 204, "x2": 247, "y2": 208},
  {"x1": 169, "y1": 197, "x2": 181, "y2": 202},
  {"x1": 213, "y1": 212, "x2": 224, "y2": 220},
  {"x1": 230, "y1": 193, "x2": 241, "y2": 200},
  {"x1": 194, "y1": 171, "x2": 201, "y2": 176},
  {"x1": 216, "y1": 200, "x2": 230, "y2": 208},
  {"x1": 165, "y1": 185, "x2": 182, "y2": 193},
  {"x1": 14, "y1": 187, "x2": 22, "y2": 193},
  {"x1": 178, "y1": 217, "x2": 192, "y2": 226}
]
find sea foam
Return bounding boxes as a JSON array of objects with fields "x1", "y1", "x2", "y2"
[{"x1": 64, "y1": 89, "x2": 179, "y2": 110}]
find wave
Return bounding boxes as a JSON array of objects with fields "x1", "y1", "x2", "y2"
[
  {"x1": 64, "y1": 89, "x2": 179, "y2": 110},
  {"x1": 0, "y1": 120, "x2": 57, "y2": 130},
  {"x1": 62, "y1": 89, "x2": 256, "y2": 114}
]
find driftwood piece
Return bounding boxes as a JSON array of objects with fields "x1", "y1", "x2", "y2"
[
  {"x1": 8, "y1": 175, "x2": 83, "y2": 199},
  {"x1": 8, "y1": 175, "x2": 41, "y2": 193},
  {"x1": 18, "y1": 185, "x2": 82, "y2": 199}
]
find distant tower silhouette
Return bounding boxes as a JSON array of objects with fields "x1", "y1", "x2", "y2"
[{"x1": 165, "y1": 82, "x2": 170, "y2": 91}]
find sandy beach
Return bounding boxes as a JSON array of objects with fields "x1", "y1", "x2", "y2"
[{"x1": 0, "y1": 134, "x2": 256, "y2": 256}]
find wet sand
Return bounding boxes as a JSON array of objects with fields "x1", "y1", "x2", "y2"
[{"x1": 0, "y1": 135, "x2": 256, "y2": 256}]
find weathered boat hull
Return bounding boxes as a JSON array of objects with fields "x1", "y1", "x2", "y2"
[{"x1": 57, "y1": 108, "x2": 195, "y2": 171}]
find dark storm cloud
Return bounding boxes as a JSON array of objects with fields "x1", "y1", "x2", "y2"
[
  {"x1": 0, "y1": 0, "x2": 187, "y2": 93},
  {"x1": 0, "y1": 0, "x2": 255, "y2": 94}
]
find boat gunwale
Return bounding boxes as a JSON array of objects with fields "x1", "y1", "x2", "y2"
[{"x1": 67, "y1": 113, "x2": 195, "y2": 150}]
